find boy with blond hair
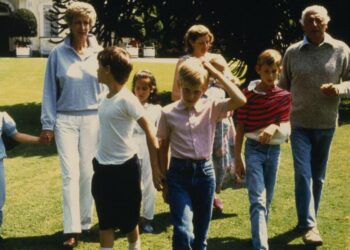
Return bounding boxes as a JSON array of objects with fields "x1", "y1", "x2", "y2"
[
  {"x1": 157, "y1": 57, "x2": 246, "y2": 250},
  {"x1": 235, "y1": 49, "x2": 291, "y2": 250}
]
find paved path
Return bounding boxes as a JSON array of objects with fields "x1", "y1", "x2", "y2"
[{"x1": 131, "y1": 57, "x2": 178, "y2": 64}]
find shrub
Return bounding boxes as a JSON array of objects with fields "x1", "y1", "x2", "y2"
[{"x1": 9, "y1": 8, "x2": 37, "y2": 46}]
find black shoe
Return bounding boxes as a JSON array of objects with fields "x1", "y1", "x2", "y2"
[
  {"x1": 140, "y1": 222, "x2": 154, "y2": 233},
  {"x1": 81, "y1": 229, "x2": 91, "y2": 235}
]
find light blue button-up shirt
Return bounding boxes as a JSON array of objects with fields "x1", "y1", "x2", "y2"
[{"x1": 0, "y1": 112, "x2": 17, "y2": 159}]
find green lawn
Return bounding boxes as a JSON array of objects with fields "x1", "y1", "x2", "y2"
[{"x1": 0, "y1": 58, "x2": 349, "y2": 249}]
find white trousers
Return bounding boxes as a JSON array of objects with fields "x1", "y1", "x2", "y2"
[
  {"x1": 54, "y1": 113, "x2": 99, "y2": 233},
  {"x1": 135, "y1": 134, "x2": 156, "y2": 220}
]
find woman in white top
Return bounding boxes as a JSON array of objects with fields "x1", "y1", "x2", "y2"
[{"x1": 40, "y1": 2, "x2": 105, "y2": 247}]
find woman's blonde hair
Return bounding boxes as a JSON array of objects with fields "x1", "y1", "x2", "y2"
[
  {"x1": 64, "y1": 1, "x2": 97, "y2": 26},
  {"x1": 178, "y1": 58, "x2": 209, "y2": 88},
  {"x1": 184, "y1": 24, "x2": 214, "y2": 54}
]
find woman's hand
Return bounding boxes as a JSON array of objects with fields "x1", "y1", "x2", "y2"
[{"x1": 40, "y1": 130, "x2": 54, "y2": 145}]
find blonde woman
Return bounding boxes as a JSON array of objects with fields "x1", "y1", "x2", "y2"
[{"x1": 40, "y1": 2, "x2": 105, "y2": 247}]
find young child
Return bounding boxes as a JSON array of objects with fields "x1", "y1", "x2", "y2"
[
  {"x1": 0, "y1": 111, "x2": 43, "y2": 240},
  {"x1": 157, "y1": 57, "x2": 246, "y2": 250},
  {"x1": 204, "y1": 55, "x2": 238, "y2": 212},
  {"x1": 234, "y1": 49, "x2": 291, "y2": 250},
  {"x1": 132, "y1": 70, "x2": 162, "y2": 233},
  {"x1": 92, "y1": 47, "x2": 161, "y2": 250}
]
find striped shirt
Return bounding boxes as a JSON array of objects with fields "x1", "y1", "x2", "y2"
[{"x1": 237, "y1": 80, "x2": 291, "y2": 133}]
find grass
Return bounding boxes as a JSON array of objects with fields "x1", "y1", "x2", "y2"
[
  {"x1": 0, "y1": 58, "x2": 175, "y2": 106},
  {"x1": 0, "y1": 58, "x2": 349, "y2": 249}
]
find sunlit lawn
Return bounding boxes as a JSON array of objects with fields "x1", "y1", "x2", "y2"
[{"x1": 0, "y1": 58, "x2": 349, "y2": 249}]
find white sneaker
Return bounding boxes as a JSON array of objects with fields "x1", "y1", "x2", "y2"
[{"x1": 302, "y1": 227, "x2": 323, "y2": 246}]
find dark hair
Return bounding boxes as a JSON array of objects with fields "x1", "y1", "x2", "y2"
[
  {"x1": 132, "y1": 70, "x2": 159, "y2": 104},
  {"x1": 97, "y1": 46, "x2": 133, "y2": 84},
  {"x1": 256, "y1": 49, "x2": 282, "y2": 67}
]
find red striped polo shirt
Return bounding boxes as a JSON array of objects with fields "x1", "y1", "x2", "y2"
[{"x1": 237, "y1": 81, "x2": 291, "y2": 133}]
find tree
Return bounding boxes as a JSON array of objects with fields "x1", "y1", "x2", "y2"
[
  {"x1": 90, "y1": 0, "x2": 293, "y2": 80},
  {"x1": 48, "y1": 0, "x2": 163, "y2": 47},
  {"x1": 49, "y1": 0, "x2": 350, "y2": 82}
]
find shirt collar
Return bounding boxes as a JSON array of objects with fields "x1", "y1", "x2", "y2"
[
  {"x1": 248, "y1": 80, "x2": 266, "y2": 95},
  {"x1": 247, "y1": 79, "x2": 277, "y2": 95},
  {"x1": 299, "y1": 33, "x2": 335, "y2": 49},
  {"x1": 175, "y1": 99, "x2": 206, "y2": 112},
  {"x1": 63, "y1": 33, "x2": 102, "y2": 53}
]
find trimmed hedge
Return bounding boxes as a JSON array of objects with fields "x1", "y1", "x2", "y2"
[{"x1": 9, "y1": 8, "x2": 37, "y2": 41}]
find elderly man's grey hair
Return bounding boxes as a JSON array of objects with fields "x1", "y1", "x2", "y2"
[
  {"x1": 300, "y1": 5, "x2": 330, "y2": 25},
  {"x1": 64, "y1": 1, "x2": 97, "y2": 27}
]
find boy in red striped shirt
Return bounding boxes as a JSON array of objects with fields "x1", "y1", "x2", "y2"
[{"x1": 234, "y1": 49, "x2": 291, "y2": 250}]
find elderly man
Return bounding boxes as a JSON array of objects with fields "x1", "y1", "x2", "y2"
[{"x1": 279, "y1": 5, "x2": 350, "y2": 246}]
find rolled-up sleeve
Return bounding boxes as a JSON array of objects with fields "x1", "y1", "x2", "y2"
[
  {"x1": 2, "y1": 112, "x2": 17, "y2": 136},
  {"x1": 156, "y1": 110, "x2": 170, "y2": 140}
]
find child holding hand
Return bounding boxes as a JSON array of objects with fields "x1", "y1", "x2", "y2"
[
  {"x1": 132, "y1": 70, "x2": 162, "y2": 233},
  {"x1": 92, "y1": 47, "x2": 161, "y2": 250},
  {"x1": 0, "y1": 111, "x2": 44, "y2": 240}
]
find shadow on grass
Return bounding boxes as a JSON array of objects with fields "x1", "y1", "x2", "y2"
[
  {"x1": 212, "y1": 210, "x2": 238, "y2": 220},
  {"x1": 152, "y1": 211, "x2": 172, "y2": 234},
  {"x1": 269, "y1": 228, "x2": 318, "y2": 250},
  {"x1": 1, "y1": 224, "x2": 318, "y2": 250},
  {"x1": 2, "y1": 228, "x2": 102, "y2": 250},
  {"x1": 208, "y1": 228, "x2": 318, "y2": 250},
  {"x1": 2, "y1": 231, "x2": 65, "y2": 250},
  {"x1": 1, "y1": 103, "x2": 57, "y2": 157},
  {"x1": 79, "y1": 212, "x2": 172, "y2": 242}
]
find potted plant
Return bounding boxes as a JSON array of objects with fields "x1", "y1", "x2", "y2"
[
  {"x1": 142, "y1": 40, "x2": 156, "y2": 58},
  {"x1": 9, "y1": 8, "x2": 37, "y2": 57}
]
